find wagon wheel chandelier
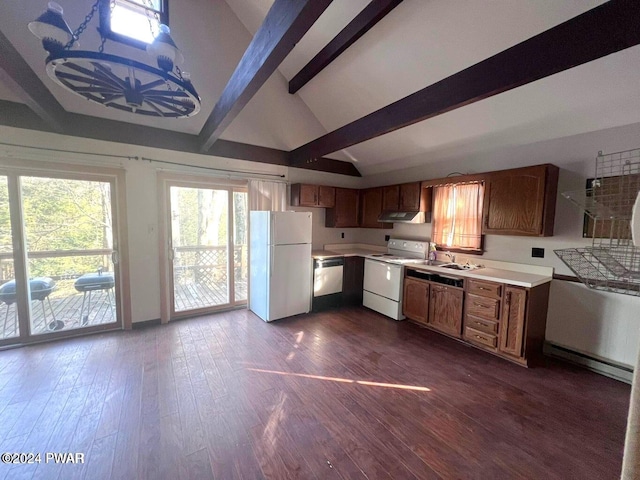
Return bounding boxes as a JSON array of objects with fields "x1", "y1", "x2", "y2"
[{"x1": 29, "y1": 1, "x2": 201, "y2": 118}]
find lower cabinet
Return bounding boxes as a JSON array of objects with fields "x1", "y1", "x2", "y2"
[
  {"x1": 428, "y1": 285, "x2": 463, "y2": 338},
  {"x1": 499, "y1": 286, "x2": 527, "y2": 358},
  {"x1": 403, "y1": 269, "x2": 550, "y2": 366},
  {"x1": 342, "y1": 256, "x2": 364, "y2": 306},
  {"x1": 403, "y1": 277, "x2": 429, "y2": 325},
  {"x1": 402, "y1": 277, "x2": 463, "y2": 338}
]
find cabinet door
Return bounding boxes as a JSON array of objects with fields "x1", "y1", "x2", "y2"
[
  {"x1": 290, "y1": 183, "x2": 319, "y2": 206},
  {"x1": 399, "y1": 182, "x2": 422, "y2": 211},
  {"x1": 403, "y1": 277, "x2": 429, "y2": 325},
  {"x1": 317, "y1": 185, "x2": 335, "y2": 208},
  {"x1": 342, "y1": 256, "x2": 364, "y2": 306},
  {"x1": 360, "y1": 187, "x2": 391, "y2": 229},
  {"x1": 499, "y1": 286, "x2": 527, "y2": 358},
  {"x1": 326, "y1": 188, "x2": 360, "y2": 227},
  {"x1": 428, "y1": 285, "x2": 463, "y2": 338},
  {"x1": 382, "y1": 185, "x2": 400, "y2": 211},
  {"x1": 483, "y1": 165, "x2": 558, "y2": 236},
  {"x1": 300, "y1": 184, "x2": 319, "y2": 206}
]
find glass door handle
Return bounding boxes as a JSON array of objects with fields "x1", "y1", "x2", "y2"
[{"x1": 111, "y1": 250, "x2": 119, "y2": 265}]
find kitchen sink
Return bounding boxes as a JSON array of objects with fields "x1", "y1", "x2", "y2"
[
  {"x1": 440, "y1": 264, "x2": 465, "y2": 270},
  {"x1": 429, "y1": 261, "x2": 483, "y2": 271}
]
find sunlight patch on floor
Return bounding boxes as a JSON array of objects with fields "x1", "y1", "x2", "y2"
[{"x1": 247, "y1": 368, "x2": 431, "y2": 392}]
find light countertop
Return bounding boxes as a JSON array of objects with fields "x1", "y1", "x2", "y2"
[
  {"x1": 312, "y1": 243, "x2": 552, "y2": 288},
  {"x1": 406, "y1": 263, "x2": 552, "y2": 288},
  {"x1": 312, "y1": 243, "x2": 386, "y2": 259}
]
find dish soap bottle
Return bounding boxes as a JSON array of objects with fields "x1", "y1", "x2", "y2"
[{"x1": 428, "y1": 243, "x2": 437, "y2": 263}]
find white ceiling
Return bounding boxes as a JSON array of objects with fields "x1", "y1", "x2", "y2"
[{"x1": 1, "y1": 0, "x2": 639, "y2": 176}]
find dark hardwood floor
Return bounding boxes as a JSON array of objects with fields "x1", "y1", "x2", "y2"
[{"x1": 0, "y1": 306, "x2": 630, "y2": 479}]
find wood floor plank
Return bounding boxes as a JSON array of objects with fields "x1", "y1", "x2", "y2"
[{"x1": 0, "y1": 307, "x2": 630, "y2": 479}]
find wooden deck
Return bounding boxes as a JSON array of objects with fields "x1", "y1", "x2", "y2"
[
  {"x1": 174, "y1": 280, "x2": 247, "y2": 312},
  {"x1": 0, "y1": 280, "x2": 248, "y2": 339},
  {"x1": 0, "y1": 290, "x2": 116, "y2": 339}
]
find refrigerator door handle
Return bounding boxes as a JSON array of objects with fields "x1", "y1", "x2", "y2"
[
  {"x1": 270, "y1": 214, "x2": 275, "y2": 245},
  {"x1": 270, "y1": 245, "x2": 274, "y2": 277}
]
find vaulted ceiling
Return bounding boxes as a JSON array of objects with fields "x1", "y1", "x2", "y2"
[{"x1": 0, "y1": 0, "x2": 639, "y2": 176}]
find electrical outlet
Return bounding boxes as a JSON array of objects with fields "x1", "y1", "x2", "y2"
[
  {"x1": 532, "y1": 247, "x2": 545, "y2": 258},
  {"x1": 341, "y1": 232, "x2": 345, "y2": 239},
  {"x1": 384, "y1": 235, "x2": 390, "y2": 242}
]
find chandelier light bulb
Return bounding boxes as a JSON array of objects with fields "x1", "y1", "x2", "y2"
[
  {"x1": 28, "y1": 2, "x2": 74, "y2": 54},
  {"x1": 147, "y1": 24, "x2": 184, "y2": 73}
]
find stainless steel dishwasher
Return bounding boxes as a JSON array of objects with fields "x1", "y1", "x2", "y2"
[{"x1": 312, "y1": 257, "x2": 344, "y2": 311}]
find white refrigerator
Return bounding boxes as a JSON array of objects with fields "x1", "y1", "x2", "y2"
[{"x1": 249, "y1": 211, "x2": 313, "y2": 322}]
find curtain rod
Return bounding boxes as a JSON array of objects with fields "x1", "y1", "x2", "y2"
[
  {"x1": 0, "y1": 142, "x2": 287, "y2": 179},
  {"x1": 0, "y1": 141, "x2": 133, "y2": 160},
  {"x1": 431, "y1": 180, "x2": 483, "y2": 187},
  {"x1": 138, "y1": 157, "x2": 286, "y2": 179}
]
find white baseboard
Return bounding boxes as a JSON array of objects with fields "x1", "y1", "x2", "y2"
[{"x1": 544, "y1": 342, "x2": 633, "y2": 384}]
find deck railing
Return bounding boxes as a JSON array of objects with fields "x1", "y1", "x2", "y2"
[{"x1": 173, "y1": 245, "x2": 247, "y2": 285}]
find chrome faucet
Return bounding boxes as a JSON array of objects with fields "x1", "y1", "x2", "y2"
[{"x1": 445, "y1": 251, "x2": 456, "y2": 263}]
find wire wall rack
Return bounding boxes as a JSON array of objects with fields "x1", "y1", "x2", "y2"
[{"x1": 555, "y1": 147, "x2": 640, "y2": 296}]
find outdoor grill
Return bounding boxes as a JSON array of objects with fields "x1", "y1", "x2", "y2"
[
  {"x1": 0, "y1": 277, "x2": 60, "y2": 333},
  {"x1": 74, "y1": 270, "x2": 115, "y2": 326}
]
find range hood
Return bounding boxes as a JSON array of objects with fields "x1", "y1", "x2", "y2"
[{"x1": 378, "y1": 211, "x2": 425, "y2": 224}]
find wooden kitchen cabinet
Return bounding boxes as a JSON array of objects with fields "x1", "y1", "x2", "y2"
[
  {"x1": 402, "y1": 277, "x2": 429, "y2": 325},
  {"x1": 290, "y1": 184, "x2": 335, "y2": 208},
  {"x1": 326, "y1": 188, "x2": 360, "y2": 227},
  {"x1": 360, "y1": 187, "x2": 392, "y2": 229},
  {"x1": 405, "y1": 267, "x2": 550, "y2": 367},
  {"x1": 382, "y1": 185, "x2": 400, "y2": 211},
  {"x1": 499, "y1": 286, "x2": 527, "y2": 358},
  {"x1": 482, "y1": 164, "x2": 559, "y2": 236},
  {"x1": 342, "y1": 256, "x2": 364, "y2": 306},
  {"x1": 399, "y1": 182, "x2": 423, "y2": 211},
  {"x1": 463, "y1": 279, "x2": 502, "y2": 352},
  {"x1": 428, "y1": 284, "x2": 464, "y2": 338}
]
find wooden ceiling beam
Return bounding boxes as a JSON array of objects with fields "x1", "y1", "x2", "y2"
[
  {"x1": 290, "y1": 0, "x2": 640, "y2": 166},
  {"x1": 0, "y1": 30, "x2": 66, "y2": 133},
  {"x1": 0, "y1": 99, "x2": 361, "y2": 176},
  {"x1": 289, "y1": 0, "x2": 403, "y2": 94},
  {"x1": 198, "y1": 0, "x2": 333, "y2": 153}
]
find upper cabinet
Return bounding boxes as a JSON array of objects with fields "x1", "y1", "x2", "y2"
[
  {"x1": 399, "y1": 182, "x2": 423, "y2": 211},
  {"x1": 290, "y1": 184, "x2": 335, "y2": 208},
  {"x1": 482, "y1": 164, "x2": 559, "y2": 236},
  {"x1": 291, "y1": 163, "x2": 556, "y2": 234},
  {"x1": 326, "y1": 188, "x2": 360, "y2": 227},
  {"x1": 383, "y1": 182, "x2": 424, "y2": 211},
  {"x1": 382, "y1": 185, "x2": 400, "y2": 211},
  {"x1": 360, "y1": 188, "x2": 392, "y2": 229},
  {"x1": 382, "y1": 182, "x2": 431, "y2": 222}
]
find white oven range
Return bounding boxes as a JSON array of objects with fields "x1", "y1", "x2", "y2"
[{"x1": 362, "y1": 239, "x2": 429, "y2": 320}]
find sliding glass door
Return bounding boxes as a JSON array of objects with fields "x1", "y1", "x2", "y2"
[
  {"x1": 167, "y1": 181, "x2": 247, "y2": 317},
  {"x1": 0, "y1": 167, "x2": 123, "y2": 346},
  {"x1": 0, "y1": 175, "x2": 18, "y2": 341}
]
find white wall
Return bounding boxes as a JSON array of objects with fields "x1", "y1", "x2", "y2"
[
  {"x1": 358, "y1": 122, "x2": 640, "y2": 367},
  {"x1": 1, "y1": 122, "x2": 638, "y2": 367},
  {"x1": 0, "y1": 126, "x2": 352, "y2": 324}
]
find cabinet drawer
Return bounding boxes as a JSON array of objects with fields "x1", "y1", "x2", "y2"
[
  {"x1": 464, "y1": 327, "x2": 498, "y2": 349},
  {"x1": 466, "y1": 294, "x2": 500, "y2": 320},
  {"x1": 464, "y1": 314, "x2": 498, "y2": 334},
  {"x1": 467, "y1": 279, "x2": 502, "y2": 299}
]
